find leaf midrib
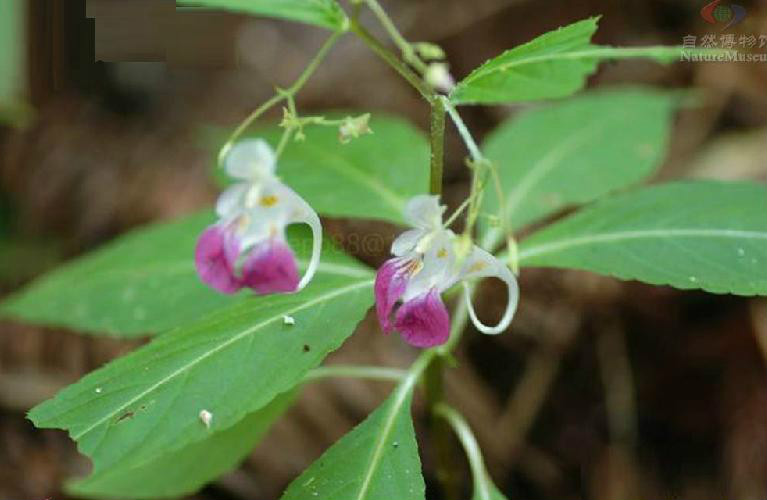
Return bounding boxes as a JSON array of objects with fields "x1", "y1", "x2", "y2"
[
  {"x1": 355, "y1": 360, "x2": 424, "y2": 500},
  {"x1": 69, "y1": 278, "x2": 374, "y2": 441},
  {"x1": 519, "y1": 228, "x2": 767, "y2": 262},
  {"x1": 458, "y1": 46, "x2": 677, "y2": 88}
]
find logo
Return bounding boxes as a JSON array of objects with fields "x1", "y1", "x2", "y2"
[{"x1": 700, "y1": 0, "x2": 747, "y2": 30}]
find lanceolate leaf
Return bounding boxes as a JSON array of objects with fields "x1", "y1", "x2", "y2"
[
  {"x1": 209, "y1": 113, "x2": 430, "y2": 224},
  {"x1": 281, "y1": 369, "x2": 426, "y2": 500},
  {"x1": 0, "y1": 211, "x2": 371, "y2": 337},
  {"x1": 176, "y1": 0, "x2": 348, "y2": 31},
  {"x1": 481, "y1": 88, "x2": 679, "y2": 250},
  {"x1": 449, "y1": 17, "x2": 693, "y2": 105},
  {"x1": 69, "y1": 390, "x2": 297, "y2": 499},
  {"x1": 29, "y1": 274, "x2": 374, "y2": 474},
  {"x1": 518, "y1": 181, "x2": 767, "y2": 295}
]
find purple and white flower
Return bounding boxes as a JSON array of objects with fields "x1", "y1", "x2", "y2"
[
  {"x1": 375, "y1": 195, "x2": 518, "y2": 348},
  {"x1": 195, "y1": 139, "x2": 321, "y2": 295}
]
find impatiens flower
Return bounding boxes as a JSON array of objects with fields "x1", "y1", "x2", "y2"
[
  {"x1": 375, "y1": 195, "x2": 518, "y2": 348},
  {"x1": 195, "y1": 139, "x2": 321, "y2": 295}
]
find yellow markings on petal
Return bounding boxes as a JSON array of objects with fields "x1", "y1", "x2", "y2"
[
  {"x1": 235, "y1": 214, "x2": 251, "y2": 232},
  {"x1": 467, "y1": 261, "x2": 487, "y2": 273},
  {"x1": 404, "y1": 258, "x2": 424, "y2": 276},
  {"x1": 437, "y1": 247, "x2": 448, "y2": 258},
  {"x1": 260, "y1": 195, "x2": 279, "y2": 207}
]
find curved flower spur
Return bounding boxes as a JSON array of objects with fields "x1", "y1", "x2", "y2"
[
  {"x1": 375, "y1": 195, "x2": 519, "y2": 347},
  {"x1": 195, "y1": 139, "x2": 322, "y2": 295}
]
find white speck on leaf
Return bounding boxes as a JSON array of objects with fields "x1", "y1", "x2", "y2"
[
  {"x1": 283, "y1": 315, "x2": 295, "y2": 326},
  {"x1": 199, "y1": 409, "x2": 213, "y2": 429},
  {"x1": 689, "y1": 276, "x2": 698, "y2": 283},
  {"x1": 95, "y1": 387, "x2": 102, "y2": 394},
  {"x1": 737, "y1": 248, "x2": 745, "y2": 256}
]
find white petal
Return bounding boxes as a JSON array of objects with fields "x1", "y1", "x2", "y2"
[
  {"x1": 391, "y1": 228, "x2": 425, "y2": 256},
  {"x1": 224, "y1": 139, "x2": 276, "y2": 180},
  {"x1": 460, "y1": 246, "x2": 519, "y2": 335},
  {"x1": 402, "y1": 229, "x2": 458, "y2": 301},
  {"x1": 215, "y1": 183, "x2": 249, "y2": 219},
  {"x1": 403, "y1": 194, "x2": 445, "y2": 230},
  {"x1": 277, "y1": 184, "x2": 322, "y2": 291}
]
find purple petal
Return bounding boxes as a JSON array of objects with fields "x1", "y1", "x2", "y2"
[
  {"x1": 394, "y1": 288, "x2": 450, "y2": 348},
  {"x1": 242, "y1": 239, "x2": 299, "y2": 295},
  {"x1": 195, "y1": 225, "x2": 242, "y2": 294},
  {"x1": 374, "y1": 258, "x2": 410, "y2": 333}
]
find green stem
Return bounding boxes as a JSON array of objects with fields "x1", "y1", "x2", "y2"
[
  {"x1": 348, "y1": 5, "x2": 484, "y2": 497},
  {"x1": 443, "y1": 196, "x2": 471, "y2": 228},
  {"x1": 217, "y1": 93, "x2": 283, "y2": 167},
  {"x1": 441, "y1": 96, "x2": 482, "y2": 162},
  {"x1": 442, "y1": 97, "x2": 512, "y2": 257},
  {"x1": 286, "y1": 30, "x2": 342, "y2": 94},
  {"x1": 429, "y1": 97, "x2": 446, "y2": 195},
  {"x1": 435, "y1": 403, "x2": 498, "y2": 500},
  {"x1": 361, "y1": 0, "x2": 428, "y2": 73},
  {"x1": 217, "y1": 30, "x2": 343, "y2": 166},
  {"x1": 275, "y1": 125, "x2": 295, "y2": 158},
  {"x1": 350, "y1": 20, "x2": 433, "y2": 101},
  {"x1": 305, "y1": 365, "x2": 407, "y2": 383},
  {"x1": 421, "y1": 287, "x2": 472, "y2": 500}
]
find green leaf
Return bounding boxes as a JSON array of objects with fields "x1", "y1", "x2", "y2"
[
  {"x1": 176, "y1": 0, "x2": 348, "y2": 31},
  {"x1": 29, "y1": 273, "x2": 374, "y2": 477},
  {"x1": 207, "y1": 112, "x2": 430, "y2": 224},
  {"x1": 0, "y1": 211, "x2": 371, "y2": 337},
  {"x1": 69, "y1": 390, "x2": 297, "y2": 499},
  {"x1": 518, "y1": 181, "x2": 767, "y2": 295},
  {"x1": 281, "y1": 379, "x2": 425, "y2": 500},
  {"x1": 449, "y1": 17, "x2": 694, "y2": 105},
  {"x1": 480, "y1": 88, "x2": 679, "y2": 250}
]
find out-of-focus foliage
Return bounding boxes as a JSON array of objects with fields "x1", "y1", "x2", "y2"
[
  {"x1": 207, "y1": 113, "x2": 431, "y2": 224},
  {"x1": 519, "y1": 181, "x2": 767, "y2": 295},
  {"x1": 480, "y1": 88, "x2": 679, "y2": 249}
]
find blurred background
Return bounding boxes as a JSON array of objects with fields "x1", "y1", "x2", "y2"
[{"x1": 1, "y1": 0, "x2": 766, "y2": 499}]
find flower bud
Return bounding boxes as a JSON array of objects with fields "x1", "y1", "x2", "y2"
[
  {"x1": 414, "y1": 42, "x2": 445, "y2": 61},
  {"x1": 338, "y1": 113, "x2": 372, "y2": 144},
  {"x1": 424, "y1": 63, "x2": 455, "y2": 94}
]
